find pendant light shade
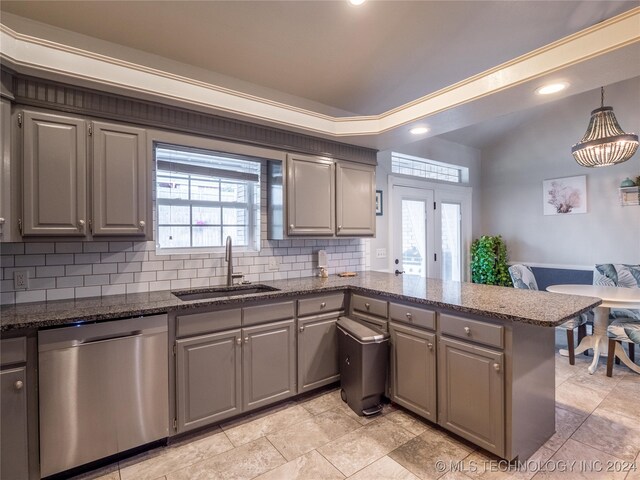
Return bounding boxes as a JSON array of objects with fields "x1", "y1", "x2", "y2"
[{"x1": 571, "y1": 87, "x2": 638, "y2": 167}]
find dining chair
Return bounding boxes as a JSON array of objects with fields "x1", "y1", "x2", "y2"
[
  {"x1": 595, "y1": 264, "x2": 640, "y2": 376},
  {"x1": 508, "y1": 264, "x2": 588, "y2": 365}
]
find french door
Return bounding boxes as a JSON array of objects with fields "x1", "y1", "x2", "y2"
[
  {"x1": 391, "y1": 186, "x2": 434, "y2": 278},
  {"x1": 391, "y1": 182, "x2": 470, "y2": 281}
]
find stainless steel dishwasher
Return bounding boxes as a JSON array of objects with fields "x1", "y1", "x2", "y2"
[{"x1": 38, "y1": 314, "x2": 169, "y2": 477}]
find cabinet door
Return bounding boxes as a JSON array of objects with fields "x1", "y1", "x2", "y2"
[
  {"x1": 336, "y1": 162, "x2": 375, "y2": 236},
  {"x1": 176, "y1": 329, "x2": 242, "y2": 432},
  {"x1": 92, "y1": 122, "x2": 147, "y2": 236},
  {"x1": 389, "y1": 323, "x2": 437, "y2": 421},
  {"x1": 298, "y1": 312, "x2": 340, "y2": 393},
  {"x1": 438, "y1": 336, "x2": 505, "y2": 457},
  {"x1": 22, "y1": 110, "x2": 87, "y2": 235},
  {"x1": 286, "y1": 154, "x2": 335, "y2": 236},
  {"x1": 243, "y1": 319, "x2": 296, "y2": 411},
  {"x1": 0, "y1": 99, "x2": 11, "y2": 241},
  {"x1": 0, "y1": 366, "x2": 28, "y2": 480}
]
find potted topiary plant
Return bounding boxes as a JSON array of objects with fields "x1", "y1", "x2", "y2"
[{"x1": 470, "y1": 235, "x2": 512, "y2": 286}]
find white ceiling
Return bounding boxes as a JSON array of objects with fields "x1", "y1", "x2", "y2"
[{"x1": 1, "y1": 1, "x2": 639, "y2": 150}]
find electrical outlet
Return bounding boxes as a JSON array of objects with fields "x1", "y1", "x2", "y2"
[
  {"x1": 14, "y1": 270, "x2": 29, "y2": 290},
  {"x1": 376, "y1": 248, "x2": 387, "y2": 259},
  {"x1": 268, "y1": 257, "x2": 279, "y2": 271}
]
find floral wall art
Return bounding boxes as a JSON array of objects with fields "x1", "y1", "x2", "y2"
[{"x1": 543, "y1": 175, "x2": 587, "y2": 215}]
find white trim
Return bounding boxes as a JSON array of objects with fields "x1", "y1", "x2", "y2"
[
  {"x1": 509, "y1": 261, "x2": 594, "y2": 271},
  {"x1": 1, "y1": 8, "x2": 638, "y2": 137}
]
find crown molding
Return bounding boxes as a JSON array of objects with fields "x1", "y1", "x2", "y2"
[{"x1": 1, "y1": 7, "x2": 638, "y2": 138}]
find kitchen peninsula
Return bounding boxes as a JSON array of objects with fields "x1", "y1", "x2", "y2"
[{"x1": 1, "y1": 272, "x2": 601, "y2": 478}]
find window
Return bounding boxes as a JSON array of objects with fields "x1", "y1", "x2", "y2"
[
  {"x1": 391, "y1": 152, "x2": 467, "y2": 183},
  {"x1": 155, "y1": 144, "x2": 260, "y2": 252}
]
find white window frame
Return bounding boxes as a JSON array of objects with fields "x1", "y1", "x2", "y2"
[
  {"x1": 391, "y1": 152, "x2": 469, "y2": 184},
  {"x1": 147, "y1": 130, "x2": 286, "y2": 256}
]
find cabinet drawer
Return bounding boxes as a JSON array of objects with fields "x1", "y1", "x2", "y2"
[
  {"x1": 177, "y1": 308, "x2": 242, "y2": 338},
  {"x1": 0, "y1": 338, "x2": 26, "y2": 366},
  {"x1": 298, "y1": 293, "x2": 345, "y2": 316},
  {"x1": 440, "y1": 314, "x2": 504, "y2": 349},
  {"x1": 351, "y1": 294, "x2": 388, "y2": 319},
  {"x1": 243, "y1": 301, "x2": 295, "y2": 326},
  {"x1": 389, "y1": 303, "x2": 436, "y2": 330}
]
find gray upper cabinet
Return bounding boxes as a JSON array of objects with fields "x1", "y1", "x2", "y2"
[
  {"x1": 243, "y1": 319, "x2": 296, "y2": 411},
  {"x1": 92, "y1": 122, "x2": 147, "y2": 236},
  {"x1": 438, "y1": 336, "x2": 505, "y2": 457},
  {"x1": 297, "y1": 312, "x2": 340, "y2": 393},
  {"x1": 336, "y1": 162, "x2": 375, "y2": 236},
  {"x1": 176, "y1": 329, "x2": 242, "y2": 433},
  {"x1": 21, "y1": 110, "x2": 87, "y2": 236},
  {"x1": 389, "y1": 322, "x2": 437, "y2": 422},
  {"x1": 0, "y1": 99, "x2": 11, "y2": 241},
  {"x1": 286, "y1": 154, "x2": 335, "y2": 236}
]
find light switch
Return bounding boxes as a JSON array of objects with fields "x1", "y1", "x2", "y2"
[{"x1": 376, "y1": 248, "x2": 387, "y2": 259}]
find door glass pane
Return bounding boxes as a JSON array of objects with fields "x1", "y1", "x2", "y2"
[
  {"x1": 441, "y1": 203, "x2": 462, "y2": 282},
  {"x1": 402, "y1": 199, "x2": 426, "y2": 277}
]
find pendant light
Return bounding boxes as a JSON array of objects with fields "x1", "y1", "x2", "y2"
[{"x1": 571, "y1": 87, "x2": 638, "y2": 167}]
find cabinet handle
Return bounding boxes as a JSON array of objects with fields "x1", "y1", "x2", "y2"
[
  {"x1": 320, "y1": 302, "x2": 326, "y2": 309},
  {"x1": 78, "y1": 219, "x2": 85, "y2": 232},
  {"x1": 338, "y1": 225, "x2": 342, "y2": 230},
  {"x1": 244, "y1": 336, "x2": 249, "y2": 344},
  {"x1": 139, "y1": 220, "x2": 145, "y2": 230},
  {"x1": 299, "y1": 326, "x2": 305, "y2": 332},
  {"x1": 427, "y1": 342, "x2": 433, "y2": 350},
  {"x1": 464, "y1": 326, "x2": 471, "y2": 336},
  {"x1": 236, "y1": 337, "x2": 242, "y2": 345},
  {"x1": 14, "y1": 380, "x2": 24, "y2": 390},
  {"x1": 406, "y1": 312, "x2": 412, "y2": 320},
  {"x1": 365, "y1": 303, "x2": 370, "y2": 310},
  {"x1": 289, "y1": 224, "x2": 294, "y2": 229},
  {"x1": 493, "y1": 363, "x2": 501, "y2": 372},
  {"x1": 0, "y1": 217, "x2": 5, "y2": 225}
]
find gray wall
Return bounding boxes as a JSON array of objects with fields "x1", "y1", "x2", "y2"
[
  {"x1": 370, "y1": 137, "x2": 481, "y2": 272},
  {"x1": 479, "y1": 77, "x2": 640, "y2": 267}
]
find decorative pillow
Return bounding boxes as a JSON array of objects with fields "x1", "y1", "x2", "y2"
[
  {"x1": 593, "y1": 264, "x2": 640, "y2": 288},
  {"x1": 594, "y1": 264, "x2": 640, "y2": 320},
  {"x1": 508, "y1": 264, "x2": 539, "y2": 291}
]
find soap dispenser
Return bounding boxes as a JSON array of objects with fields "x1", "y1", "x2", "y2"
[{"x1": 317, "y1": 250, "x2": 328, "y2": 278}]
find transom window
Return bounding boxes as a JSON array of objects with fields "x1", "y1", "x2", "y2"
[
  {"x1": 391, "y1": 152, "x2": 467, "y2": 183},
  {"x1": 155, "y1": 144, "x2": 260, "y2": 252}
]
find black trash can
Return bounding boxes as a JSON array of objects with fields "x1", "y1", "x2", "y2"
[{"x1": 336, "y1": 316, "x2": 390, "y2": 416}]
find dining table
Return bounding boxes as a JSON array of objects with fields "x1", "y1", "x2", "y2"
[{"x1": 546, "y1": 284, "x2": 640, "y2": 375}]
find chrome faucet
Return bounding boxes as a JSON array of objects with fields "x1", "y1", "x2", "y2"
[{"x1": 225, "y1": 236, "x2": 243, "y2": 286}]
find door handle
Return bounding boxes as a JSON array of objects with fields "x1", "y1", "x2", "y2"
[{"x1": 395, "y1": 270, "x2": 404, "y2": 275}]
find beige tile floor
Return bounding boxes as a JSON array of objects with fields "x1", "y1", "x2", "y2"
[{"x1": 74, "y1": 337, "x2": 639, "y2": 480}]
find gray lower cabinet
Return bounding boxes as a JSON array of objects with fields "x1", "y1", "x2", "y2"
[
  {"x1": 389, "y1": 322, "x2": 436, "y2": 421},
  {"x1": 297, "y1": 312, "x2": 340, "y2": 393},
  {"x1": 176, "y1": 329, "x2": 242, "y2": 433},
  {"x1": 243, "y1": 319, "x2": 296, "y2": 410},
  {"x1": 0, "y1": 366, "x2": 28, "y2": 480},
  {"x1": 0, "y1": 336, "x2": 29, "y2": 480},
  {"x1": 438, "y1": 336, "x2": 505, "y2": 457}
]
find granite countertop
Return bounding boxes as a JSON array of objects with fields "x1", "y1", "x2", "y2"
[{"x1": 0, "y1": 271, "x2": 601, "y2": 332}]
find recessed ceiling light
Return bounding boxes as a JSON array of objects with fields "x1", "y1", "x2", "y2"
[
  {"x1": 410, "y1": 127, "x2": 429, "y2": 135},
  {"x1": 349, "y1": 0, "x2": 366, "y2": 5},
  {"x1": 536, "y1": 82, "x2": 569, "y2": 95}
]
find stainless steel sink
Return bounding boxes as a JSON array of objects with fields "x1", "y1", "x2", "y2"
[{"x1": 172, "y1": 284, "x2": 280, "y2": 301}]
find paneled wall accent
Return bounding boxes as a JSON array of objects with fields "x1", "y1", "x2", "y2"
[{"x1": 10, "y1": 73, "x2": 377, "y2": 165}]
